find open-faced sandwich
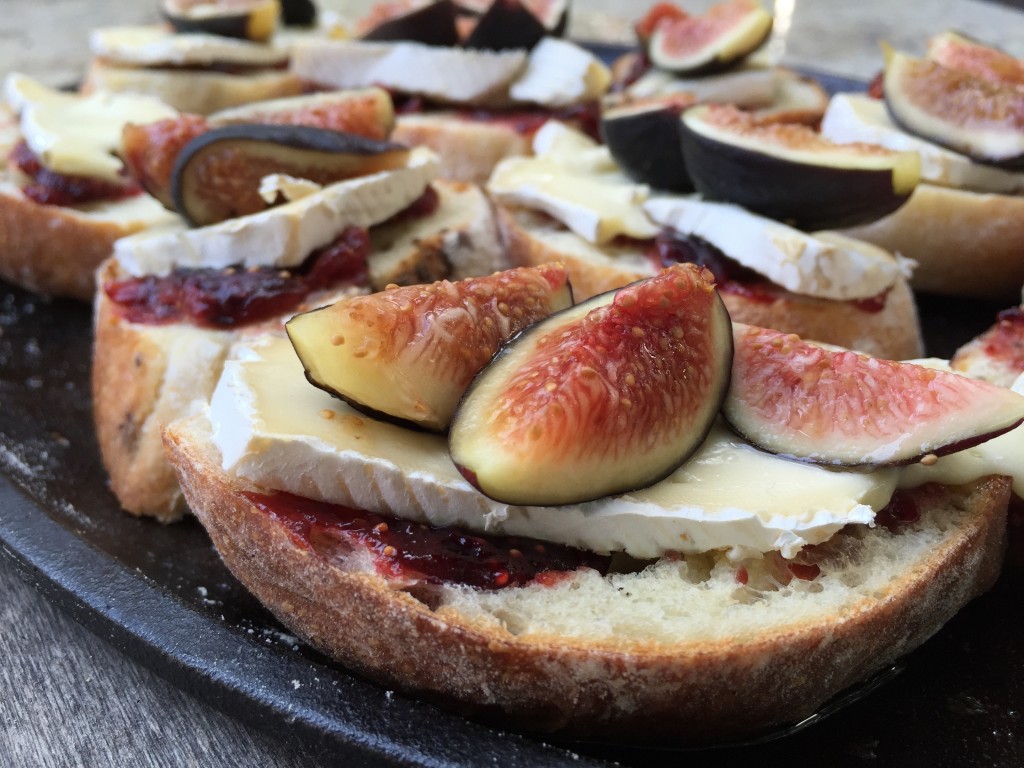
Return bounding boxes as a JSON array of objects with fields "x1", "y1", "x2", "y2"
[
  {"x1": 161, "y1": 260, "x2": 1024, "y2": 745},
  {"x1": 821, "y1": 32, "x2": 1024, "y2": 301},
  {"x1": 0, "y1": 74, "x2": 182, "y2": 300},
  {"x1": 488, "y1": 120, "x2": 924, "y2": 360},
  {"x1": 93, "y1": 107, "x2": 509, "y2": 521},
  {"x1": 289, "y1": 0, "x2": 612, "y2": 182}
]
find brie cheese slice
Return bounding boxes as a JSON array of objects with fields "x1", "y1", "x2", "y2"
[
  {"x1": 90, "y1": 26, "x2": 289, "y2": 67},
  {"x1": 644, "y1": 195, "x2": 911, "y2": 300},
  {"x1": 207, "y1": 336, "x2": 902, "y2": 560},
  {"x1": 509, "y1": 38, "x2": 611, "y2": 108},
  {"x1": 114, "y1": 147, "x2": 439, "y2": 276}
]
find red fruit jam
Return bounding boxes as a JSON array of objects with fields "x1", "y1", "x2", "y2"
[
  {"x1": 10, "y1": 141, "x2": 142, "y2": 207},
  {"x1": 875, "y1": 489, "x2": 921, "y2": 532},
  {"x1": 105, "y1": 226, "x2": 370, "y2": 328},
  {"x1": 244, "y1": 491, "x2": 611, "y2": 589},
  {"x1": 648, "y1": 228, "x2": 775, "y2": 303},
  {"x1": 984, "y1": 307, "x2": 1024, "y2": 370}
]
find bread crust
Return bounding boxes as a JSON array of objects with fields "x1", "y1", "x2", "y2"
[
  {"x1": 81, "y1": 59, "x2": 304, "y2": 115},
  {"x1": 164, "y1": 410, "x2": 1011, "y2": 744},
  {"x1": 498, "y1": 205, "x2": 924, "y2": 360},
  {"x1": 841, "y1": 184, "x2": 1024, "y2": 302},
  {"x1": 393, "y1": 113, "x2": 533, "y2": 185},
  {"x1": 0, "y1": 183, "x2": 165, "y2": 301}
]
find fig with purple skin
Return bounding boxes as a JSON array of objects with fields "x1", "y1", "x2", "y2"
[
  {"x1": 723, "y1": 324, "x2": 1024, "y2": 467},
  {"x1": 600, "y1": 95, "x2": 695, "y2": 192},
  {"x1": 926, "y1": 30, "x2": 1024, "y2": 87},
  {"x1": 449, "y1": 264, "x2": 733, "y2": 506},
  {"x1": 646, "y1": 0, "x2": 773, "y2": 76},
  {"x1": 360, "y1": 0, "x2": 460, "y2": 46},
  {"x1": 161, "y1": 0, "x2": 279, "y2": 41},
  {"x1": 461, "y1": 0, "x2": 547, "y2": 51},
  {"x1": 679, "y1": 104, "x2": 921, "y2": 230},
  {"x1": 286, "y1": 264, "x2": 573, "y2": 432},
  {"x1": 883, "y1": 48, "x2": 1024, "y2": 169}
]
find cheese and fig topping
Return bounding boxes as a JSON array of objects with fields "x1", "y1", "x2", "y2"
[
  {"x1": 951, "y1": 307, "x2": 1024, "y2": 387},
  {"x1": 90, "y1": 25, "x2": 289, "y2": 68},
  {"x1": 8, "y1": 141, "x2": 141, "y2": 207},
  {"x1": 161, "y1": 0, "x2": 281, "y2": 43}
]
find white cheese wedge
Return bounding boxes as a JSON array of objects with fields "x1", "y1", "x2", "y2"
[
  {"x1": 4, "y1": 73, "x2": 177, "y2": 182},
  {"x1": 625, "y1": 66, "x2": 779, "y2": 108},
  {"x1": 488, "y1": 122, "x2": 659, "y2": 244},
  {"x1": 207, "y1": 336, "x2": 903, "y2": 560},
  {"x1": 821, "y1": 94, "x2": 1024, "y2": 195},
  {"x1": 114, "y1": 147, "x2": 439, "y2": 276},
  {"x1": 258, "y1": 174, "x2": 322, "y2": 204},
  {"x1": 509, "y1": 38, "x2": 610, "y2": 108},
  {"x1": 90, "y1": 26, "x2": 289, "y2": 67},
  {"x1": 290, "y1": 39, "x2": 527, "y2": 106},
  {"x1": 644, "y1": 196, "x2": 911, "y2": 300}
]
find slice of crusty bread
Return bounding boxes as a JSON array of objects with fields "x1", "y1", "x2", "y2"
[
  {"x1": 163, "y1": 406, "x2": 1011, "y2": 744},
  {"x1": 841, "y1": 184, "x2": 1024, "y2": 302},
  {"x1": 498, "y1": 205, "x2": 924, "y2": 360},
  {"x1": 81, "y1": 59, "x2": 304, "y2": 115},
  {"x1": 0, "y1": 179, "x2": 180, "y2": 300},
  {"x1": 393, "y1": 112, "x2": 533, "y2": 185},
  {"x1": 93, "y1": 180, "x2": 508, "y2": 520}
]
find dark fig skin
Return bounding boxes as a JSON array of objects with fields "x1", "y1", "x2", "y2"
[
  {"x1": 462, "y1": 0, "x2": 547, "y2": 51},
  {"x1": 601, "y1": 100, "x2": 693, "y2": 192},
  {"x1": 679, "y1": 105, "x2": 919, "y2": 230},
  {"x1": 361, "y1": 0, "x2": 460, "y2": 46},
  {"x1": 161, "y1": 0, "x2": 279, "y2": 41},
  {"x1": 280, "y1": 0, "x2": 317, "y2": 26},
  {"x1": 170, "y1": 124, "x2": 409, "y2": 226}
]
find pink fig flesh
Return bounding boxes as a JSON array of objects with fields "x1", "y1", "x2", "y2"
[
  {"x1": 449, "y1": 264, "x2": 734, "y2": 506},
  {"x1": 723, "y1": 324, "x2": 1024, "y2": 466}
]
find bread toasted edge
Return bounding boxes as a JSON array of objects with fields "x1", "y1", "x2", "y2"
[
  {"x1": 497, "y1": 205, "x2": 924, "y2": 360},
  {"x1": 841, "y1": 184, "x2": 1024, "y2": 302},
  {"x1": 163, "y1": 406, "x2": 1010, "y2": 744}
]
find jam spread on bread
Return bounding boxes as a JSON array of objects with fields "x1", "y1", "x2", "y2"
[
  {"x1": 244, "y1": 490, "x2": 610, "y2": 589},
  {"x1": 10, "y1": 141, "x2": 142, "y2": 207},
  {"x1": 983, "y1": 307, "x2": 1024, "y2": 369},
  {"x1": 105, "y1": 226, "x2": 370, "y2": 327}
]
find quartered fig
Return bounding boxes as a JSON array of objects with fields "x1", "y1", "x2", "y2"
[
  {"x1": 927, "y1": 30, "x2": 1024, "y2": 87},
  {"x1": 360, "y1": 0, "x2": 460, "y2": 46},
  {"x1": 280, "y1": 0, "x2": 317, "y2": 26},
  {"x1": 883, "y1": 48, "x2": 1024, "y2": 169},
  {"x1": 462, "y1": 0, "x2": 546, "y2": 51},
  {"x1": 723, "y1": 324, "x2": 1024, "y2": 467},
  {"x1": 170, "y1": 125, "x2": 410, "y2": 226},
  {"x1": 600, "y1": 95, "x2": 694, "y2": 192},
  {"x1": 449, "y1": 264, "x2": 733, "y2": 506},
  {"x1": 680, "y1": 104, "x2": 921, "y2": 230},
  {"x1": 456, "y1": 0, "x2": 569, "y2": 36},
  {"x1": 161, "y1": 0, "x2": 280, "y2": 41},
  {"x1": 646, "y1": 0, "x2": 773, "y2": 76},
  {"x1": 286, "y1": 265, "x2": 573, "y2": 432},
  {"x1": 751, "y1": 69, "x2": 829, "y2": 126}
]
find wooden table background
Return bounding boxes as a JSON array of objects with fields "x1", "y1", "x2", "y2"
[{"x1": 2, "y1": 1, "x2": 1023, "y2": 766}]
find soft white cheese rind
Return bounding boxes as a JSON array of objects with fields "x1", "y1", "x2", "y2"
[
  {"x1": 509, "y1": 38, "x2": 610, "y2": 108},
  {"x1": 644, "y1": 195, "x2": 909, "y2": 300},
  {"x1": 114, "y1": 148, "x2": 439, "y2": 276},
  {"x1": 821, "y1": 94, "x2": 1024, "y2": 195},
  {"x1": 208, "y1": 336, "x2": 904, "y2": 560},
  {"x1": 90, "y1": 26, "x2": 289, "y2": 67}
]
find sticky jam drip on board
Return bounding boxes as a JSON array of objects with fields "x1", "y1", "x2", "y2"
[
  {"x1": 9, "y1": 141, "x2": 142, "y2": 207},
  {"x1": 104, "y1": 186, "x2": 441, "y2": 328},
  {"x1": 243, "y1": 490, "x2": 611, "y2": 590},
  {"x1": 648, "y1": 227, "x2": 889, "y2": 312}
]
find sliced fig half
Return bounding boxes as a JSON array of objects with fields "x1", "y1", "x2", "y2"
[
  {"x1": 449, "y1": 264, "x2": 734, "y2": 506},
  {"x1": 600, "y1": 95, "x2": 695, "y2": 192},
  {"x1": 647, "y1": 0, "x2": 773, "y2": 76},
  {"x1": 927, "y1": 30, "x2": 1024, "y2": 87},
  {"x1": 359, "y1": 0, "x2": 460, "y2": 46},
  {"x1": 724, "y1": 324, "x2": 1024, "y2": 467},
  {"x1": 170, "y1": 125, "x2": 410, "y2": 226},
  {"x1": 161, "y1": 0, "x2": 280, "y2": 41},
  {"x1": 679, "y1": 104, "x2": 921, "y2": 229},
  {"x1": 883, "y1": 49, "x2": 1024, "y2": 169},
  {"x1": 462, "y1": 0, "x2": 546, "y2": 51},
  {"x1": 286, "y1": 265, "x2": 573, "y2": 432}
]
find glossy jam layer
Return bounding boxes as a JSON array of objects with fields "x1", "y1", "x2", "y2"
[
  {"x1": 244, "y1": 491, "x2": 611, "y2": 590},
  {"x1": 10, "y1": 141, "x2": 141, "y2": 207},
  {"x1": 105, "y1": 226, "x2": 370, "y2": 328}
]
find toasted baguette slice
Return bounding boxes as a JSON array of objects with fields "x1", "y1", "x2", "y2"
[
  {"x1": 93, "y1": 180, "x2": 508, "y2": 520},
  {"x1": 498, "y1": 205, "x2": 924, "y2": 360},
  {"x1": 393, "y1": 113, "x2": 534, "y2": 185},
  {"x1": 81, "y1": 59, "x2": 304, "y2": 115},
  {"x1": 0, "y1": 179, "x2": 179, "y2": 300},
  {"x1": 164, "y1": 407, "x2": 1010, "y2": 744},
  {"x1": 841, "y1": 184, "x2": 1024, "y2": 302}
]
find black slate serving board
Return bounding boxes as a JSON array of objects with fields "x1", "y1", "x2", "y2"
[{"x1": 2, "y1": 65, "x2": 1023, "y2": 768}]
